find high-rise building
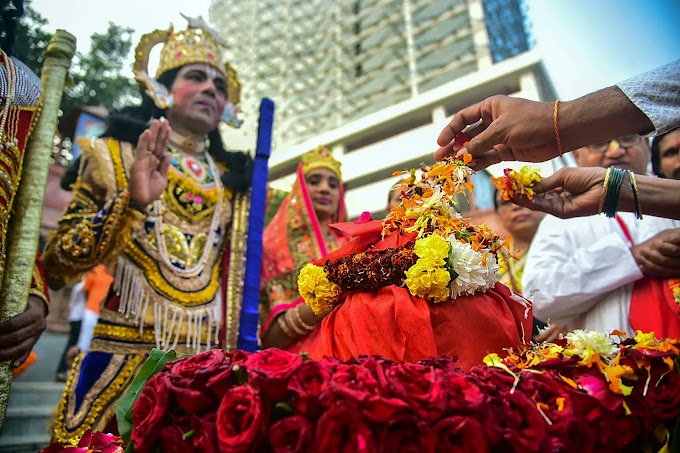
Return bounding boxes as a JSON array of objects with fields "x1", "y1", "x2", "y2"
[
  {"x1": 211, "y1": 0, "x2": 556, "y2": 221},
  {"x1": 211, "y1": 0, "x2": 530, "y2": 147}
]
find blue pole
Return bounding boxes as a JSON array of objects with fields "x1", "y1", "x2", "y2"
[{"x1": 237, "y1": 98, "x2": 274, "y2": 351}]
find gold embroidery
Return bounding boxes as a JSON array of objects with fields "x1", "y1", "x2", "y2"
[
  {"x1": 124, "y1": 241, "x2": 221, "y2": 306},
  {"x1": 53, "y1": 353, "x2": 144, "y2": 445}
]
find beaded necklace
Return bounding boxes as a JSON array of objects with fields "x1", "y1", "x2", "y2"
[{"x1": 152, "y1": 147, "x2": 224, "y2": 278}]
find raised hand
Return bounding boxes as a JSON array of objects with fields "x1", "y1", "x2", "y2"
[
  {"x1": 511, "y1": 167, "x2": 606, "y2": 219},
  {"x1": 128, "y1": 119, "x2": 173, "y2": 207}
]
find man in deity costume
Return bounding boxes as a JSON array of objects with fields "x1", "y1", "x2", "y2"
[
  {"x1": 259, "y1": 146, "x2": 350, "y2": 353},
  {"x1": 43, "y1": 15, "x2": 252, "y2": 443},
  {"x1": 0, "y1": 0, "x2": 50, "y2": 375},
  {"x1": 297, "y1": 158, "x2": 532, "y2": 371},
  {"x1": 523, "y1": 135, "x2": 680, "y2": 338}
]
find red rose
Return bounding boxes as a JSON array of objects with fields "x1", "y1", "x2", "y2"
[
  {"x1": 378, "y1": 416, "x2": 429, "y2": 453},
  {"x1": 645, "y1": 362, "x2": 680, "y2": 421},
  {"x1": 429, "y1": 416, "x2": 489, "y2": 453},
  {"x1": 516, "y1": 371, "x2": 596, "y2": 453},
  {"x1": 167, "y1": 350, "x2": 229, "y2": 414},
  {"x1": 439, "y1": 369, "x2": 486, "y2": 415},
  {"x1": 132, "y1": 373, "x2": 171, "y2": 453},
  {"x1": 329, "y1": 363, "x2": 408, "y2": 423},
  {"x1": 384, "y1": 362, "x2": 447, "y2": 421},
  {"x1": 192, "y1": 413, "x2": 220, "y2": 453},
  {"x1": 315, "y1": 401, "x2": 377, "y2": 453},
  {"x1": 216, "y1": 384, "x2": 267, "y2": 453},
  {"x1": 482, "y1": 390, "x2": 548, "y2": 452},
  {"x1": 205, "y1": 349, "x2": 249, "y2": 398},
  {"x1": 288, "y1": 360, "x2": 331, "y2": 418},
  {"x1": 245, "y1": 348, "x2": 303, "y2": 401},
  {"x1": 269, "y1": 415, "x2": 314, "y2": 453},
  {"x1": 417, "y1": 355, "x2": 460, "y2": 372},
  {"x1": 158, "y1": 415, "x2": 194, "y2": 453}
]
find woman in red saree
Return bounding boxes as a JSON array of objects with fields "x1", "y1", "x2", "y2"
[{"x1": 260, "y1": 146, "x2": 350, "y2": 353}]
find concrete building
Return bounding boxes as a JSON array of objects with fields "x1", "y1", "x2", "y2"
[{"x1": 210, "y1": 0, "x2": 559, "y2": 221}]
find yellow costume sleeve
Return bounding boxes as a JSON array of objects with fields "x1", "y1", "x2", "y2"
[{"x1": 42, "y1": 138, "x2": 144, "y2": 282}]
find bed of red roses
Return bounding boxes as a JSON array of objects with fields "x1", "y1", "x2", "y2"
[{"x1": 41, "y1": 331, "x2": 680, "y2": 453}]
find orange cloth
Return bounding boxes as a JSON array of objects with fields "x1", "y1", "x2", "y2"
[
  {"x1": 311, "y1": 220, "x2": 532, "y2": 370},
  {"x1": 83, "y1": 265, "x2": 113, "y2": 314},
  {"x1": 312, "y1": 283, "x2": 530, "y2": 371},
  {"x1": 12, "y1": 350, "x2": 37, "y2": 377}
]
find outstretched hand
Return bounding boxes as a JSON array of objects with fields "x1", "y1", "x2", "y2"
[
  {"x1": 435, "y1": 96, "x2": 560, "y2": 169},
  {"x1": 511, "y1": 167, "x2": 606, "y2": 219},
  {"x1": 128, "y1": 119, "x2": 173, "y2": 207}
]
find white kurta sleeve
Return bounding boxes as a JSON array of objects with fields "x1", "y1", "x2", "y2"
[{"x1": 522, "y1": 216, "x2": 643, "y2": 321}]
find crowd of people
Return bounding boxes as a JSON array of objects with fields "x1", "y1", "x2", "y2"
[{"x1": 0, "y1": 0, "x2": 679, "y2": 445}]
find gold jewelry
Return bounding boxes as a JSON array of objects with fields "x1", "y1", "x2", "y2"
[
  {"x1": 598, "y1": 167, "x2": 612, "y2": 215},
  {"x1": 300, "y1": 145, "x2": 342, "y2": 178},
  {"x1": 553, "y1": 99, "x2": 563, "y2": 158},
  {"x1": 277, "y1": 313, "x2": 296, "y2": 338},
  {"x1": 293, "y1": 304, "x2": 316, "y2": 332},
  {"x1": 628, "y1": 171, "x2": 643, "y2": 219},
  {"x1": 168, "y1": 130, "x2": 206, "y2": 153},
  {"x1": 284, "y1": 309, "x2": 309, "y2": 336}
]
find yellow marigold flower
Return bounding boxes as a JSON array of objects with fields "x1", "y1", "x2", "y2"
[
  {"x1": 297, "y1": 264, "x2": 341, "y2": 314},
  {"x1": 493, "y1": 166, "x2": 542, "y2": 201},
  {"x1": 633, "y1": 330, "x2": 657, "y2": 349},
  {"x1": 413, "y1": 234, "x2": 450, "y2": 265},
  {"x1": 404, "y1": 259, "x2": 451, "y2": 303}
]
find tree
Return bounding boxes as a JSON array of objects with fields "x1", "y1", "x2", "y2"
[
  {"x1": 60, "y1": 22, "x2": 140, "y2": 113},
  {"x1": 15, "y1": 3, "x2": 140, "y2": 113},
  {"x1": 12, "y1": 2, "x2": 51, "y2": 75}
]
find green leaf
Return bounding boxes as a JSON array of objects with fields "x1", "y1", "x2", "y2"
[
  {"x1": 182, "y1": 430, "x2": 195, "y2": 441},
  {"x1": 116, "y1": 349, "x2": 179, "y2": 452}
]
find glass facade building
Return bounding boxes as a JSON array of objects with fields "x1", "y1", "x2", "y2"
[{"x1": 210, "y1": 0, "x2": 530, "y2": 148}]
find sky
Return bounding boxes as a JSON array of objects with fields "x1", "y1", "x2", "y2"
[{"x1": 31, "y1": 0, "x2": 680, "y2": 102}]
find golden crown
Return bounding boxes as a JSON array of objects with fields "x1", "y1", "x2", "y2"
[
  {"x1": 301, "y1": 146, "x2": 342, "y2": 179},
  {"x1": 133, "y1": 14, "x2": 241, "y2": 107}
]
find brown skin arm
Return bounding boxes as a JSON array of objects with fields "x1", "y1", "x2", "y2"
[
  {"x1": 260, "y1": 304, "x2": 328, "y2": 349},
  {"x1": 436, "y1": 86, "x2": 654, "y2": 169},
  {"x1": 513, "y1": 167, "x2": 680, "y2": 221}
]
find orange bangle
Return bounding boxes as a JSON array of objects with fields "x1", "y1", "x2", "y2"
[{"x1": 553, "y1": 99, "x2": 563, "y2": 158}]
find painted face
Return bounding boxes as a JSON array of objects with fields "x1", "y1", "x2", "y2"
[
  {"x1": 573, "y1": 135, "x2": 650, "y2": 175},
  {"x1": 167, "y1": 63, "x2": 228, "y2": 135},
  {"x1": 495, "y1": 190, "x2": 544, "y2": 242},
  {"x1": 658, "y1": 130, "x2": 680, "y2": 180},
  {"x1": 305, "y1": 167, "x2": 341, "y2": 223}
]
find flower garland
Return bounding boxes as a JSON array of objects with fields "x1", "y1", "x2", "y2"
[
  {"x1": 492, "y1": 165, "x2": 542, "y2": 201},
  {"x1": 299, "y1": 153, "x2": 507, "y2": 313}
]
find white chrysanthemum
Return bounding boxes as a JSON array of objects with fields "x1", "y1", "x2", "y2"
[
  {"x1": 565, "y1": 329, "x2": 619, "y2": 362},
  {"x1": 447, "y1": 240, "x2": 498, "y2": 298}
]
